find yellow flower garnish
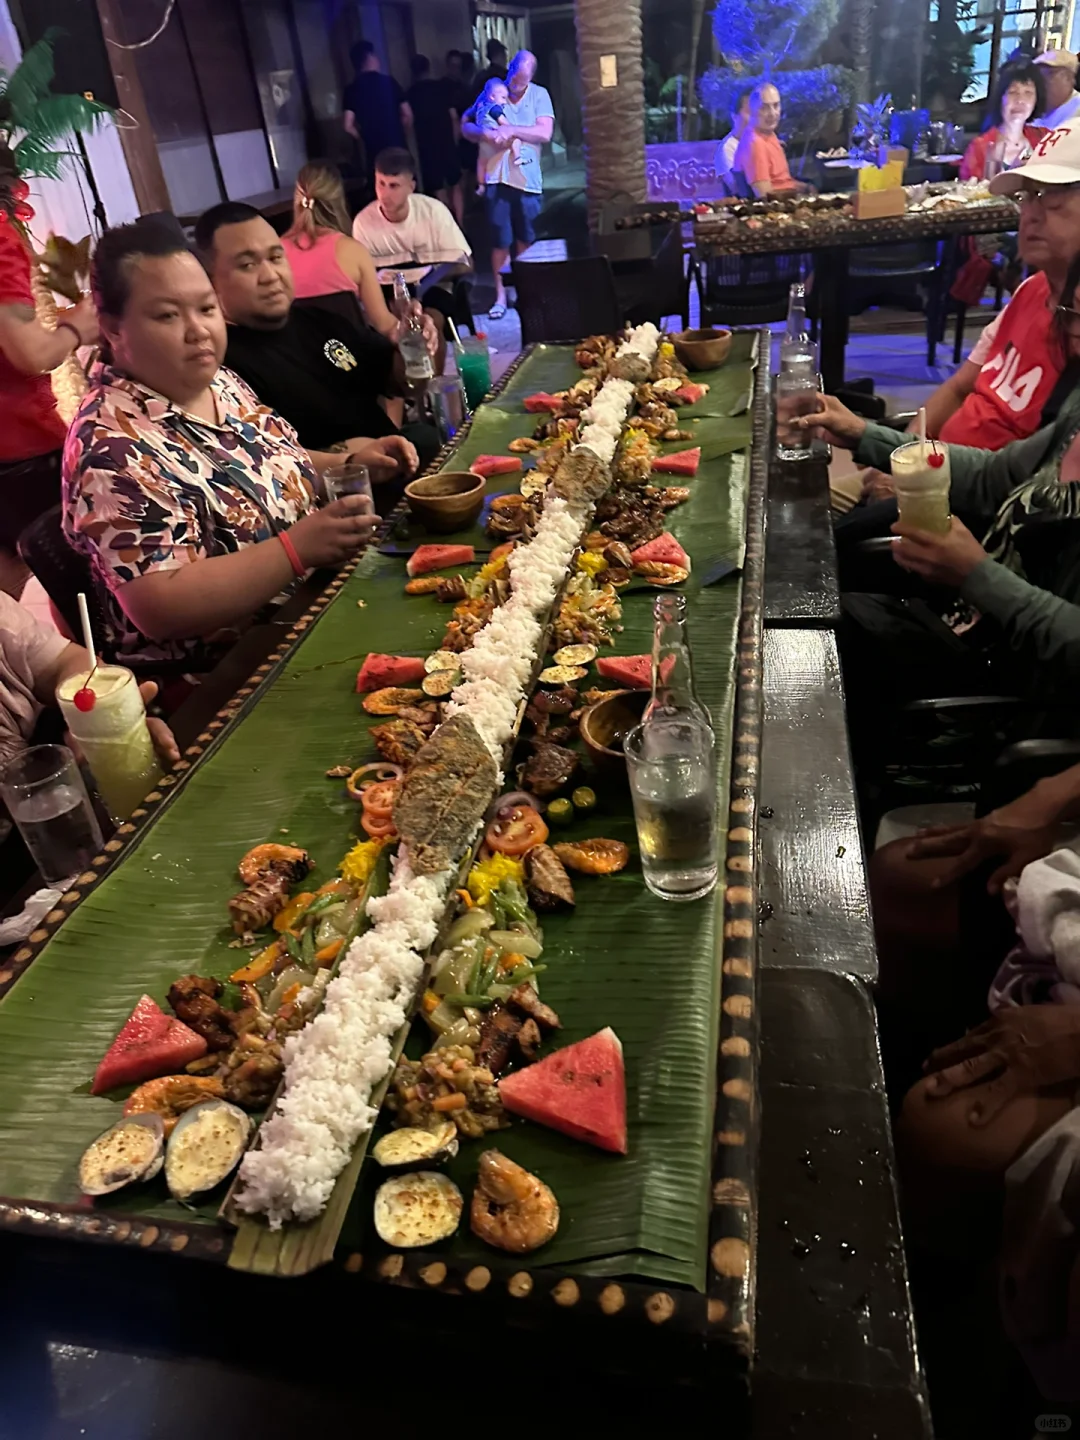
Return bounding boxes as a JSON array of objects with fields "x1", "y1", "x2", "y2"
[
  {"x1": 466, "y1": 853, "x2": 525, "y2": 907},
  {"x1": 576, "y1": 551, "x2": 608, "y2": 578},
  {"x1": 339, "y1": 837, "x2": 388, "y2": 887},
  {"x1": 659, "y1": 341, "x2": 675, "y2": 356}
]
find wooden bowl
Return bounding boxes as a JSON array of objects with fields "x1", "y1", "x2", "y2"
[
  {"x1": 404, "y1": 471, "x2": 485, "y2": 533},
  {"x1": 670, "y1": 327, "x2": 732, "y2": 371},
  {"x1": 579, "y1": 689, "x2": 649, "y2": 773}
]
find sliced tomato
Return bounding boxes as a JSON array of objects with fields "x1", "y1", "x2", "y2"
[
  {"x1": 362, "y1": 779, "x2": 400, "y2": 819},
  {"x1": 361, "y1": 812, "x2": 398, "y2": 839},
  {"x1": 485, "y1": 805, "x2": 549, "y2": 857}
]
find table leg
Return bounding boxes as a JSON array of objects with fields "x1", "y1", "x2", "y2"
[{"x1": 814, "y1": 248, "x2": 850, "y2": 392}]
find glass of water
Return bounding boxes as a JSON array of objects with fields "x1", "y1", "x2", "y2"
[
  {"x1": 428, "y1": 374, "x2": 468, "y2": 442},
  {"x1": 775, "y1": 369, "x2": 824, "y2": 461},
  {"x1": 323, "y1": 462, "x2": 373, "y2": 509},
  {"x1": 625, "y1": 716, "x2": 718, "y2": 902},
  {"x1": 0, "y1": 744, "x2": 104, "y2": 884}
]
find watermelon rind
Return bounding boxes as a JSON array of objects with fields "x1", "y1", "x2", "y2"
[
  {"x1": 92, "y1": 995, "x2": 207, "y2": 1095},
  {"x1": 406, "y1": 544, "x2": 476, "y2": 578}
]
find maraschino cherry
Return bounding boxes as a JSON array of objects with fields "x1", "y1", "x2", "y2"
[
  {"x1": 927, "y1": 450, "x2": 945, "y2": 469},
  {"x1": 73, "y1": 687, "x2": 96, "y2": 712}
]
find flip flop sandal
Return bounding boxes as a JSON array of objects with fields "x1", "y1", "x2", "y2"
[{"x1": 488, "y1": 302, "x2": 507, "y2": 320}]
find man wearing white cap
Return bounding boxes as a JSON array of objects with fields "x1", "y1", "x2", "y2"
[
  {"x1": 1034, "y1": 49, "x2": 1080, "y2": 129},
  {"x1": 835, "y1": 117, "x2": 1080, "y2": 519}
]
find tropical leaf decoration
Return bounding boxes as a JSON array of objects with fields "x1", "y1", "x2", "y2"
[{"x1": 0, "y1": 29, "x2": 112, "y2": 180}]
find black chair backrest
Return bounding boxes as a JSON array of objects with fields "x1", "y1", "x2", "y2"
[
  {"x1": 17, "y1": 505, "x2": 108, "y2": 646},
  {"x1": 511, "y1": 255, "x2": 623, "y2": 344}
]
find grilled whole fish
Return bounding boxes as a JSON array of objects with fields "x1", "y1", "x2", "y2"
[{"x1": 393, "y1": 714, "x2": 498, "y2": 875}]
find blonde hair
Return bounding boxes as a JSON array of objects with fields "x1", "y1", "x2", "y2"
[{"x1": 286, "y1": 161, "x2": 352, "y2": 249}]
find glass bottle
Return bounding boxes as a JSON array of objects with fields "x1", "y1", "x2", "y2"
[
  {"x1": 645, "y1": 593, "x2": 713, "y2": 733},
  {"x1": 625, "y1": 594, "x2": 718, "y2": 902},
  {"x1": 779, "y1": 282, "x2": 816, "y2": 375},
  {"x1": 391, "y1": 270, "x2": 433, "y2": 390}
]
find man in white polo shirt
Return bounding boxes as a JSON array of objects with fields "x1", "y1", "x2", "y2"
[
  {"x1": 352, "y1": 147, "x2": 473, "y2": 371},
  {"x1": 460, "y1": 49, "x2": 555, "y2": 319},
  {"x1": 1034, "y1": 49, "x2": 1080, "y2": 128}
]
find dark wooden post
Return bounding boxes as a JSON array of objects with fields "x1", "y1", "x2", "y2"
[
  {"x1": 573, "y1": 0, "x2": 646, "y2": 229},
  {"x1": 95, "y1": 0, "x2": 172, "y2": 214}
]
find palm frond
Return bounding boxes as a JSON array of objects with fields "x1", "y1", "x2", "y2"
[
  {"x1": 4, "y1": 30, "x2": 63, "y2": 123},
  {"x1": 12, "y1": 137, "x2": 77, "y2": 181},
  {"x1": 24, "y1": 93, "x2": 110, "y2": 147}
]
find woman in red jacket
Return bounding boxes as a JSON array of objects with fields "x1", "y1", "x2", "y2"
[
  {"x1": 0, "y1": 144, "x2": 97, "y2": 598},
  {"x1": 961, "y1": 61, "x2": 1047, "y2": 181}
]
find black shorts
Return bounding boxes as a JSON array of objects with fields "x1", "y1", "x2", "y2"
[
  {"x1": 0, "y1": 448, "x2": 62, "y2": 554},
  {"x1": 418, "y1": 149, "x2": 462, "y2": 193}
]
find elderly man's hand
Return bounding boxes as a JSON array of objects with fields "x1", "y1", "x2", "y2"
[
  {"x1": 348, "y1": 434, "x2": 419, "y2": 481},
  {"x1": 861, "y1": 467, "x2": 896, "y2": 503},
  {"x1": 890, "y1": 516, "x2": 986, "y2": 587}
]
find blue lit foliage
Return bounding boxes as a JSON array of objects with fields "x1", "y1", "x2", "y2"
[{"x1": 700, "y1": 0, "x2": 852, "y2": 137}]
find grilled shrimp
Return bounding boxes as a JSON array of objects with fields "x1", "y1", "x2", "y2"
[
  {"x1": 470, "y1": 1149, "x2": 559, "y2": 1254},
  {"x1": 237, "y1": 843, "x2": 312, "y2": 888},
  {"x1": 123, "y1": 1075, "x2": 225, "y2": 1135}
]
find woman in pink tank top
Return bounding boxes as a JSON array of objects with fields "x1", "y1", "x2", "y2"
[{"x1": 282, "y1": 161, "x2": 402, "y2": 341}]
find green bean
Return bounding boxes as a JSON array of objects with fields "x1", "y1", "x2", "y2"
[{"x1": 442, "y1": 993, "x2": 494, "y2": 1009}]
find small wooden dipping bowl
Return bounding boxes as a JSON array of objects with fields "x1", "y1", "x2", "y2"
[
  {"x1": 670, "y1": 327, "x2": 732, "y2": 371},
  {"x1": 580, "y1": 689, "x2": 650, "y2": 772},
  {"x1": 404, "y1": 471, "x2": 485, "y2": 533}
]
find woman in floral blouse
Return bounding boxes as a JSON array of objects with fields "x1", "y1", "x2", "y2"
[{"x1": 63, "y1": 217, "x2": 413, "y2": 679}]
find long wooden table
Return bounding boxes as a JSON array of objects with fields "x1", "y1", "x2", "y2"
[
  {"x1": 0, "y1": 335, "x2": 929, "y2": 1434},
  {"x1": 695, "y1": 199, "x2": 1020, "y2": 391}
]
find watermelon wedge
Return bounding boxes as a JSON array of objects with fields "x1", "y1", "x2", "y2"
[
  {"x1": 651, "y1": 447, "x2": 701, "y2": 477},
  {"x1": 470, "y1": 455, "x2": 522, "y2": 478},
  {"x1": 92, "y1": 995, "x2": 207, "y2": 1095},
  {"x1": 406, "y1": 543, "x2": 475, "y2": 578},
  {"x1": 672, "y1": 381, "x2": 709, "y2": 405},
  {"x1": 356, "y1": 654, "x2": 427, "y2": 692},
  {"x1": 596, "y1": 655, "x2": 652, "y2": 689},
  {"x1": 631, "y1": 531, "x2": 690, "y2": 571},
  {"x1": 523, "y1": 392, "x2": 563, "y2": 414},
  {"x1": 499, "y1": 1027, "x2": 627, "y2": 1154}
]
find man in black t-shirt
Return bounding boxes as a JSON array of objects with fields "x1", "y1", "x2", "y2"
[
  {"x1": 195, "y1": 203, "x2": 437, "y2": 513},
  {"x1": 343, "y1": 41, "x2": 412, "y2": 181},
  {"x1": 407, "y1": 54, "x2": 463, "y2": 222}
]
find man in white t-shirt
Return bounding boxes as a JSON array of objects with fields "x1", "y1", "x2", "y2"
[
  {"x1": 461, "y1": 50, "x2": 555, "y2": 319},
  {"x1": 1034, "y1": 49, "x2": 1080, "y2": 129},
  {"x1": 352, "y1": 147, "x2": 473, "y2": 370},
  {"x1": 715, "y1": 91, "x2": 751, "y2": 189}
]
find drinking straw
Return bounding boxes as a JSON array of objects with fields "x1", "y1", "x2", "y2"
[
  {"x1": 76, "y1": 592, "x2": 97, "y2": 665},
  {"x1": 448, "y1": 317, "x2": 462, "y2": 346},
  {"x1": 918, "y1": 405, "x2": 927, "y2": 449}
]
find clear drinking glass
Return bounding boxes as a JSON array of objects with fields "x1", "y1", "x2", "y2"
[
  {"x1": 55, "y1": 664, "x2": 162, "y2": 821},
  {"x1": 890, "y1": 439, "x2": 952, "y2": 534},
  {"x1": 625, "y1": 716, "x2": 718, "y2": 902},
  {"x1": 0, "y1": 744, "x2": 104, "y2": 884},
  {"x1": 428, "y1": 374, "x2": 468, "y2": 442},
  {"x1": 323, "y1": 462, "x2": 374, "y2": 509},
  {"x1": 775, "y1": 368, "x2": 824, "y2": 461},
  {"x1": 455, "y1": 335, "x2": 492, "y2": 410}
]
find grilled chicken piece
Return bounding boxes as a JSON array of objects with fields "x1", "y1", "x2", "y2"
[
  {"x1": 475, "y1": 1003, "x2": 524, "y2": 1076},
  {"x1": 519, "y1": 742, "x2": 578, "y2": 798},
  {"x1": 525, "y1": 844, "x2": 576, "y2": 910},
  {"x1": 507, "y1": 983, "x2": 561, "y2": 1032},
  {"x1": 517, "y1": 1018, "x2": 543, "y2": 1060},
  {"x1": 168, "y1": 975, "x2": 236, "y2": 1051}
]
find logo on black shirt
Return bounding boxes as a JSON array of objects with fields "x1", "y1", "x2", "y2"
[{"x1": 324, "y1": 338, "x2": 357, "y2": 371}]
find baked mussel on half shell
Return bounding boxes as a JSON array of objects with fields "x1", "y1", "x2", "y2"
[
  {"x1": 373, "y1": 1171, "x2": 464, "y2": 1247},
  {"x1": 165, "y1": 1098, "x2": 252, "y2": 1203},
  {"x1": 79, "y1": 1113, "x2": 165, "y2": 1196},
  {"x1": 372, "y1": 1121, "x2": 459, "y2": 1171}
]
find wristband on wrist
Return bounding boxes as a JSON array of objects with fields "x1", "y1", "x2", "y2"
[
  {"x1": 55, "y1": 321, "x2": 82, "y2": 350},
  {"x1": 278, "y1": 530, "x2": 306, "y2": 578}
]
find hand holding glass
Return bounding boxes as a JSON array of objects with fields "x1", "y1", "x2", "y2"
[
  {"x1": 891, "y1": 439, "x2": 951, "y2": 534},
  {"x1": 323, "y1": 462, "x2": 373, "y2": 509},
  {"x1": 775, "y1": 370, "x2": 824, "y2": 461},
  {"x1": 56, "y1": 664, "x2": 162, "y2": 820}
]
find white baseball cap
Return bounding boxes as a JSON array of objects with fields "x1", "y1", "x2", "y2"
[
  {"x1": 989, "y1": 116, "x2": 1080, "y2": 193},
  {"x1": 1034, "y1": 48, "x2": 1079, "y2": 71}
]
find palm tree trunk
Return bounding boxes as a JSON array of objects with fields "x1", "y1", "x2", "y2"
[
  {"x1": 850, "y1": 0, "x2": 874, "y2": 107},
  {"x1": 574, "y1": 0, "x2": 646, "y2": 229},
  {"x1": 686, "y1": 0, "x2": 708, "y2": 140}
]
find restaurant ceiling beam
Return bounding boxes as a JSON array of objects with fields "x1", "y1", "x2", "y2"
[{"x1": 573, "y1": 0, "x2": 646, "y2": 228}]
